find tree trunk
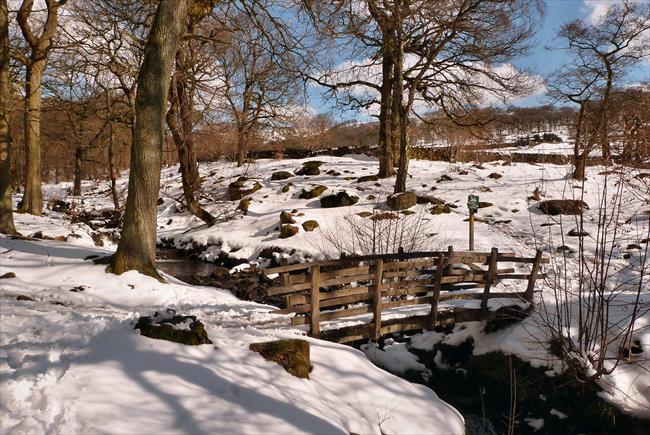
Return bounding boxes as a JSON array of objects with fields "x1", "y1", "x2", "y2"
[
  {"x1": 109, "y1": 0, "x2": 189, "y2": 279},
  {"x1": 107, "y1": 117, "x2": 120, "y2": 210},
  {"x1": 572, "y1": 103, "x2": 586, "y2": 180},
  {"x1": 236, "y1": 128, "x2": 247, "y2": 166},
  {"x1": 73, "y1": 146, "x2": 83, "y2": 196},
  {"x1": 574, "y1": 151, "x2": 587, "y2": 181},
  {"x1": 377, "y1": 34, "x2": 395, "y2": 178},
  {"x1": 19, "y1": 60, "x2": 44, "y2": 215},
  {"x1": 392, "y1": 6, "x2": 408, "y2": 194},
  {"x1": 0, "y1": 0, "x2": 16, "y2": 234}
]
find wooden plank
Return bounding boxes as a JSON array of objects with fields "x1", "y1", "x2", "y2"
[
  {"x1": 526, "y1": 250, "x2": 544, "y2": 302},
  {"x1": 310, "y1": 265, "x2": 320, "y2": 337},
  {"x1": 383, "y1": 285, "x2": 433, "y2": 297},
  {"x1": 320, "y1": 265, "x2": 371, "y2": 280},
  {"x1": 497, "y1": 274, "x2": 546, "y2": 280},
  {"x1": 289, "y1": 286, "x2": 371, "y2": 306},
  {"x1": 382, "y1": 269, "x2": 431, "y2": 279},
  {"x1": 371, "y1": 259, "x2": 384, "y2": 341},
  {"x1": 383, "y1": 296, "x2": 433, "y2": 310},
  {"x1": 381, "y1": 278, "x2": 433, "y2": 291},
  {"x1": 431, "y1": 255, "x2": 445, "y2": 327},
  {"x1": 382, "y1": 259, "x2": 433, "y2": 271},
  {"x1": 268, "y1": 281, "x2": 311, "y2": 296},
  {"x1": 440, "y1": 273, "x2": 486, "y2": 284},
  {"x1": 482, "y1": 248, "x2": 498, "y2": 313},
  {"x1": 288, "y1": 274, "x2": 308, "y2": 285},
  {"x1": 498, "y1": 255, "x2": 550, "y2": 264},
  {"x1": 281, "y1": 291, "x2": 372, "y2": 314},
  {"x1": 291, "y1": 305, "x2": 372, "y2": 325},
  {"x1": 268, "y1": 273, "x2": 375, "y2": 296}
]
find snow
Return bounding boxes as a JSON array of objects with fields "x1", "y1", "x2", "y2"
[
  {"x1": 0, "y1": 234, "x2": 464, "y2": 434},
  {"x1": 3, "y1": 149, "x2": 649, "y2": 426},
  {"x1": 549, "y1": 408, "x2": 568, "y2": 420},
  {"x1": 525, "y1": 417, "x2": 545, "y2": 431}
]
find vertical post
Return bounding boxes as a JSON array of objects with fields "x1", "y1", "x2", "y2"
[
  {"x1": 371, "y1": 259, "x2": 384, "y2": 341},
  {"x1": 445, "y1": 245, "x2": 454, "y2": 274},
  {"x1": 526, "y1": 250, "x2": 543, "y2": 303},
  {"x1": 469, "y1": 212, "x2": 475, "y2": 251},
  {"x1": 309, "y1": 265, "x2": 320, "y2": 338},
  {"x1": 282, "y1": 272, "x2": 291, "y2": 308},
  {"x1": 482, "y1": 248, "x2": 498, "y2": 313},
  {"x1": 430, "y1": 255, "x2": 445, "y2": 328}
]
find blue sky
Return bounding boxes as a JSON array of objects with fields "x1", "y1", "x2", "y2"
[{"x1": 310, "y1": 0, "x2": 650, "y2": 120}]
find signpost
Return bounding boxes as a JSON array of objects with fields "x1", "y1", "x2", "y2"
[{"x1": 467, "y1": 194, "x2": 479, "y2": 250}]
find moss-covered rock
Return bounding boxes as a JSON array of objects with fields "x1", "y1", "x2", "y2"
[
  {"x1": 271, "y1": 171, "x2": 293, "y2": 180},
  {"x1": 281, "y1": 184, "x2": 291, "y2": 193},
  {"x1": 370, "y1": 212, "x2": 399, "y2": 221},
  {"x1": 299, "y1": 185, "x2": 328, "y2": 199},
  {"x1": 320, "y1": 192, "x2": 359, "y2": 208},
  {"x1": 135, "y1": 310, "x2": 212, "y2": 345},
  {"x1": 430, "y1": 204, "x2": 451, "y2": 214},
  {"x1": 539, "y1": 199, "x2": 589, "y2": 215},
  {"x1": 280, "y1": 224, "x2": 299, "y2": 238},
  {"x1": 295, "y1": 161, "x2": 323, "y2": 176},
  {"x1": 280, "y1": 211, "x2": 295, "y2": 224},
  {"x1": 302, "y1": 220, "x2": 319, "y2": 231},
  {"x1": 357, "y1": 175, "x2": 379, "y2": 183},
  {"x1": 249, "y1": 339, "x2": 311, "y2": 379},
  {"x1": 228, "y1": 177, "x2": 262, "y2": 200},
  {"x1": 387, "y1": 191, "x2": 417, "y2": 210}
]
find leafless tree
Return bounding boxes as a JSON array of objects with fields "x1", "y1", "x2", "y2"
[{"x1": 0, "y1": 0, "x2": 16, "y2": 234}]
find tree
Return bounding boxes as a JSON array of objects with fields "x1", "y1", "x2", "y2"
[
  {"x1": 108, "y1": 0, "x2": 189, "y2": 279},
  {"x1": 549, "y1": 0, "x2": 650, "y2": 179},
  {"x1": 14, "y1": 0, "x2": 67, "y2": 215},
  {"x1": 0, "y1": 0, "x2": 16, "y2": 234}
]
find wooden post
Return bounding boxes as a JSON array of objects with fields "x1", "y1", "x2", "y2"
[
  {"x1": 482, "y1": 248, "x2": 498, "y2": 313},
  {"x1": 309, "y1": 265, "x2": 321, "y2": 337},
  {"x1": 445, "y1": 245, "x2": 454, "y2": 274},
  {"x1": 430, "y1": 255, "x2": 445, "y2": 328},
  {"x1": 526, "y1": 250, "x2": 543, "y2": 303},
  {"x1": 469, "y1": 212, "x2": 475, "y2": 251},
  {"x1": 371, "y1": 259, "x2": 384, "y2": 341},
  {"x1": 282, "y1": 272, "x2": 290, "y2": 308}
]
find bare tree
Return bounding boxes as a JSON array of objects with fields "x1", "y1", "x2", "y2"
[
  {"x1": 0, "y1": 0, "x2": 16, "y2": 234},
  {"x1": 13, "y1": 0, "x2": 67, "y2": 215},
  {"x1": 108, "y1": 0, "x2": 189, "y2": 279}
]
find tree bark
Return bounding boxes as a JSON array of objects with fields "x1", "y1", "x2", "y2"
[
  {"x1": 109, "y1": 0, "x2": 189, "y2": 279},
  {"x1": 572, "y1": 103, "x2": 586, "y2": 180},
  {"x1": 0, "y1": 0, "x2": 16, "y2": 234},
  {"x1": 392, "y1": 3, "x2": 409, "y2": 194},
  {"x1": 73, "y1": 146, "x2": 82, "y2": 196},
  {"x1": 377, "y1": 34, "x2": 395, "y2": 178},
  {"x1": 19, "y1": 61, "x2": 44, "y2": 214}
]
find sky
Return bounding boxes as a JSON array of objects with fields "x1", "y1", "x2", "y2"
[{"x1": 311, "y1": 0, "x2": 650, "y2": 121}]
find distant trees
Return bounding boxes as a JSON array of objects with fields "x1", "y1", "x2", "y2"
[
  {"x1": 0, "y1": 0, "x2": 16, "y2": 235},
  {"x1": 548, "y1": 0, "x2": 650, "y2": 179},
  {"x1": 13, "y1": 0, "x2": 67, "y2": 215},
  {"x1": 109, "y1": 0, "x2": 189, "y2": 279}
]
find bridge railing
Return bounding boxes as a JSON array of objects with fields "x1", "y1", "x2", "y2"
[{"x1": 262, "y1": 247, "x2": 548, "y2": 343}]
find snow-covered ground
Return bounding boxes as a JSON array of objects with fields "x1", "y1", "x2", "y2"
[{"x1": 2, "y1": 153, "x2": 649, "y2": 430}]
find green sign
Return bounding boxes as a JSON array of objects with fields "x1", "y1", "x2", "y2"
[{"x1": 467, "y1": 194, "x2": 480, "y2": 213}]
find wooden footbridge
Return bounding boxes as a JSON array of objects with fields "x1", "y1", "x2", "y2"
[{"x1": 263, "y1": 247, "x2": 548, "y2": 343}]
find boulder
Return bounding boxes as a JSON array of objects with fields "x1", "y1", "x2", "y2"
[
  {"x1": 271, "y1": 171, "x2": 293, "y2": 180},
  {"x1": 488, "y1": 172, "x2": 502, "y2": 179},
  {"x1": 356, "y1": 211, "x2": 373, "y2": 218},
  {"x1": 320, "y1": 192, "x2": 359, "y2": 208},
  {"x1": 295, "y1": 161, "x2": 323, "y2": 176},
  {"x1": 238, "y1": 198, "x2": 251, "y2": 215},
  {"x1": 478, "y1": 201, "x2": 493, "y2": 209},
  {"x1": 370, "y1": 212, "x2": 399, "y2": 221},
  {"x1": 357, "y1": 175, "x2": 379, "y2": 183},
  {"x1": 249, "y1": 339, "x2": 311, "y2": 379},
  {"x1": 16, "y1": 295, "x2": 35, "y2": 301},
  {"x1": 299, "y1": 185, "x2": 328, "y2": 199},
  {"x1": 539, "y1": 199, "x2": 589, "y2": 216},
  {"x1": 0, "y1": 272, "x2": 16, "y2": 279},
  {"x1": 387, "y1": 191, "x2": 417, "y2": 210},
  {"x1": 430, "y1": 204, "x2": 451, "y2": 214},
  {"x1": 280, "y1": 211, "x2": 295, "y2": 224},
  {"x1": 228, "y1": 177, "x2": 262, "y2": 200},
  {"x1": 280, "y1": 224, "x2": 299, "y2": 238},
  {"x1": 567, "y1": 228, "x2": 589, "y2": 237},
  {"x1": 302, "y1": 220, "x2": 319, "y2": 231},
  {"x1": 437, "y1": 175, "x2": 453, "y2": 183},
  {"x1": 135, "y1": 309, "x2": 212, "y2": 345},
  {"x1": 401, "y1": 210, "x2": 416, "y2": 215}
]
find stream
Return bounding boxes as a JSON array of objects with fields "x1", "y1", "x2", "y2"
[{"x1": 155, "y1": 247, "x2": 647, "y2": 435}]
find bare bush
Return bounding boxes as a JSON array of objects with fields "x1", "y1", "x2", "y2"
[{"x1": 316, "y1": 207, "x2": 442, "y2": 258}]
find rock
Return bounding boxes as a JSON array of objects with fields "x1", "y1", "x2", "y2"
[
  {"x1": 540, "y1": 222, "x2": 555, "y2": 227},
  {"x1": 478, "y1": 201, "x2": 493, "y2": 208},
  {"x1": 437, "y1": 175, "x2": 453, "y2": 183},
  {"x1": 295, "y1": 161, "x2": 323, "y2": 176},
  {"x1": 367, "y1": 194, "x2": 376, "y2": 200},
  {"x1": 633, "y1": 173, "x2": 650, "y2": 180},
  {"x1": 157, "y1": 197, "x2": 164, "y2": 205},
  {"x1": 567, "y1": 228, "x2": 589, "y2": 237},
  {"x1": 488, "y1": 172, "x2": 502, "y2": 179},
  {"x1": 280, "y1": 224, "x2": 299, "y2": 238},
  {"x1": 302, "y1": 220, "x2": 319, "y2": 231},
  {"x1": 556, "y1": 245, "x2": 574, "y2": 253},
  {"x1": 282, "y1": 184, "x2": 291, "y2": 193},
  {"x1": 238, "y1": 198, "x2": 251, "y2": 215},
  {"x1": 320, "y1": 192, "x2": 359, "y2": 208},
  {"x1": 539, "y1": 200, "x2": 589, "y2": 215},
  {"x1": 326, "y1": 169, "x2": 341, "y2": 176},
  {"x1": 69, "y1": 285, "x2": 85, "y2": 292},
  {"x1": 50, "y1": 199, "x2": 73, "y2": 213},
  {"x1": 387, "y1": 191, "x2": 417, "y2": 210},
  {"x1": 249, "y1": 339, "x2": 311, "y2": 379},
  {"x1": 480, "y1": 186, "x2": 492, "y2": 192},
  {"x1": 299, "y1": 185, "x2": 328, "y2": 199},
  {"x1": 135, "y1": 309, "x2": 212, "y2": 345},
  {"x1": 430, "y1": 204, "x2": 451, "y2": 214},
  {"x1": 370, "y1": 212, "x2": 399, "y2": 221},
  {"x1": 32, "y1": 231, "x2": 44, "y2": 239},
  {"x1": 212, "y1": 266, "x2": 231, "y2": 277},
  {"x1": 626, "y1": 243, "x2": 642, "y2": 250},
  {"x1": 641, "y1": 238, "x2": 649, "y2": 244},
  {"x1": 401, "y1": 210, "x2": 416, "y2": 215},
  {"x1": 417, "y1": 195, "x2": 445, "y2": 205},
  {"x1": 271, "y1": 171, "x2": 293, "y2": 180},
  {"x1": 280, "y1": 211, "x2": 295, "y2": 224},
  {"x1": 357, "y1": 175, "x2": 379, "y2": 183},
  {"x1": 356, "y1": 211, "x2": 373, "y2": 218},
  {"x1": 16, "y1": 295, "x2": 35, "y2": 301},
  {"x1": 227, "y1": 177, "x2": 262, "y2": 200},
  {"x1": 458, "y1": 170, "x2": 468, "y2": 175},
  {"x1": 0, "y1": 272, "x2": 16, "y2": 279}
]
